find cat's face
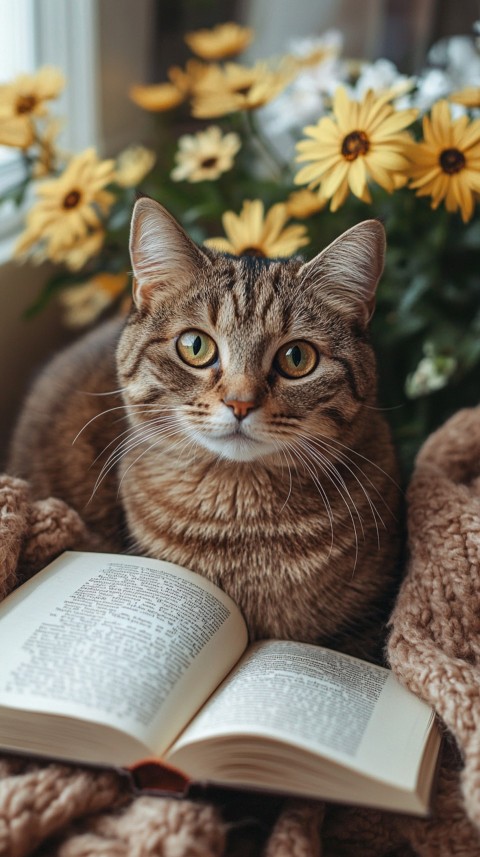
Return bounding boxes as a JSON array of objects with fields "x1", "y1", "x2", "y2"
[{"x1": 117, "y1": 199, "x2": 385, "y2": 464}]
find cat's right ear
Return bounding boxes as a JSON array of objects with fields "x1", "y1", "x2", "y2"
[
  {"x1": 129, "y1": 197, "x2": 210, "y2": 308},
  {"x1": 297, "y1": 220, "x2": 385, "y2": 325}
]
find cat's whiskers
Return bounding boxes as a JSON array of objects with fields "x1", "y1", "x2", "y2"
[
  {"x1": 319, "y1": 434, "x2": 402, "y2": 496},
  {"x1": 91, "y1": 420, "x2": 183, "y2": 500},
  {"x1": 115, "y1": 407, "x2": 199, "y2": 474},
  {"x1": 296, "y1": 438, "x2": 360, "y2": 573},
  {"x1": 72, "y1": 402, "x2": 176, "y2": 445},
  {"x1": 309, "y1": 436, "x2": 387, "y2": 544},
  {"x1": 93, "y1": 416, "x2": 181, "y2": 477},
  {"x1": 312, "y1": 433, "x2": 401, "y2": 521},
  {"x1": 270, "y1": 439, "x2": 293, "y2": 513},
  {"x1": 73, "y1": 404, "x2": 135, "y2": 445},
  {"x1": 283, "y1": 440, "x2": 336, "y2": 560},
  {"x1": 110, "y1": 428, "x2": 183, "y2": 497},
  {"x1": 297, "y1": 436, "x2": 366, "y2": 535},
  {"x1": 296, "y1": 438, "x2": 369, "y2": 574},
  {"x1": 116, "y1": 425, "x2": 200, "y2": 497},
  {"x1": 300, "y1": 433, "x2": 385, "y2": 546},
  {"x1": 78, "y1": 386, "x2": 128, "y2": 397},
  {"x1": 94, "y1": 406, "x2": 182, "y2": 464},
  {"x1": 91, "y1": 409, "x2": 180, "y2": 467},
  {"x1": 174, "y1": 428, "x2": 205, "y2": 472}
]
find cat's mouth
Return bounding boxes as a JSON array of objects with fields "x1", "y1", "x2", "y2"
[
  {"x1": 219, "y1": 424, "x2": 251, "y2": 440},
  {"x1": 193, "y1": 424, "x2": 277, "y2": 462}
]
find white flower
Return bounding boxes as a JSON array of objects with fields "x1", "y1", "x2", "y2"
[
  {"x1": 405, "y1": 344, "x2": 457, "y2": 399},
  {"x1": 288, "y1": 30, "x2": 344, "y2": 63},
  {"x1": 429, "y1": 36, "x2": 480, "y2": 88},
  {"x1": 346, "y1": 58, "x2": 415, "y2": 107},
  {"x1": 413, "y1": 68, "x2": 453, "y2": 112},
  {"x1": 115, "y1": 145, "x2": 156, "y2": 187},
  {"x1": 413, "y1": 36, "x2": 480, "y2": 114},
  {"x1": 171, "y1": 126, "x2": 241, "y2": 182},
  {"x1": 257, "y1": 30, "x2": 346, "y2": 142},
  {"x1": 258, "y1": 75, "x2": 328, "y2": 138}
]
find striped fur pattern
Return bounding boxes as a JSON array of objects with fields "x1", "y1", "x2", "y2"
[{"x1": 9, "y1": 200, "x2": 402, "y2": 656}]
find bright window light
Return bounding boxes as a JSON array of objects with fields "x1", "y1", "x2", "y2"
[{"x1": 0, "y1": 0, "x2": 36, "y2": 169}]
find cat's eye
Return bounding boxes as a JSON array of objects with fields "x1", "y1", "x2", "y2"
[
  {"x1": 176, "y1": 330, "x2": 218, "y2": 368},
  {"x1": 275, "y1": 341, "x2": 318, "y2": 379}
]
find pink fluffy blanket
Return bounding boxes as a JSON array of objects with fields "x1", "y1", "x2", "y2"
[{"x1": 1, "y1": 407, "x2": 480, "y2": 856}]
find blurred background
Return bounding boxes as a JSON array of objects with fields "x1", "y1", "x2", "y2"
[{"x1": 0, "y1": 0, "x2": 479, "y2": 461}]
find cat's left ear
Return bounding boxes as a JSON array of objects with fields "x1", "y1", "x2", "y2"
[
  {"x1": 297, "y1": 220, "x2": 385, "y2": 325},
  {"x1": 129, "y1": 197, "x2": 211, "y2": 308}
]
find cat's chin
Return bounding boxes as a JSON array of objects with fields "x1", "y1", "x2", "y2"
[{"x1": 195, "y1": 433, "x2": 278, "y2": 463}]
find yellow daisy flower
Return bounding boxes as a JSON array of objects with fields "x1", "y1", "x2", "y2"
[
  {"x1": 285, "y1": 189, "x2": 327, "y2": 219},
  {"x1": 60, "y1": 272, "x2": 129, "y2": 327},
  {"x1": 130, "y1": 60, "x2": 211, "y2": 112},
  {"x1": 129, "y1": 81, "x2": 184, "y2": 112},
  {"x1": 0, "y1": 114, "x2": 34, "y2": 148},
  {"x1": 171, "y1": 126, "x2": 241, "y2": 182},
  {"x1": 191, "y1": 61, "x2": 293, "y2": 119},
  {"x1": 204, "y1": 200, "x2": 309, "y2": 258},
  {"x1": 15, "y1": 148, "x2": 115, "y2": 266},
  {"x1": 115, "y1": 145, "x2": 156, "y2": 187},
  {"x1": 450, "y1": 87, "x2": 480, "y2": 108},
  {"x1": 0, "y1": 65, "x2": 64, "y2": 149},
  {"x1": 294, "y1": 86, "x2": 417, "y2": 211},
  {"x1": 49, "y1": 229, "x2": 106, "y2": 271},
  {"x1": 168, "y1": 60, "x2": 211, "y2": 96},
  {"x1": 408, "y1": 100, "x2": 480, "y2": 223},
  {"x1": 184, "y1": 22, "x2": 253, "y2": 60}
]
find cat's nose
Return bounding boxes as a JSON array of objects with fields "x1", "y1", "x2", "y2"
[{"x1": 223, "y1": 397, "x2": 257, "y2": 421}]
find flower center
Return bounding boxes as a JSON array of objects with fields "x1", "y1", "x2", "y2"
[
  {"x1": 234, "y1": 85, "x2": 252, "y2": 97},
  {"x1": 341, "y1": 130, "x2": 370, "y2": 161},
  {"x1": 201, "y1": 156, "x2": 218, "y2": 169},
  {"x1": 16, "y1": 94, "x2": 37, "y2": 114},
  {"x1": 242, "y1": 246, "x2": 265, "y2": 258},
  {"x1": 439, "y1": 148, "x2": 466, "y2": 175},
  {"x1": 63, "y1": 190, "x2": 82, "y2": 209}
]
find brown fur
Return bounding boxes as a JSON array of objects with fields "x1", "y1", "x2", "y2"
[{"x1": 8, "y1": 200, "x2": 402, "y2": 657}]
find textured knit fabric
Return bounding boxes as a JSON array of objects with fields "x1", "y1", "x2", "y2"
[{"x1": 388, "y1": 406, "x2": 480, "y2": 848}]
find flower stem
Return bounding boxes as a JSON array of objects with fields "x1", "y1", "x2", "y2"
[
  {"x1": 30, "y1": 127, "x2": 59, "y2": 176},
  {"x1": 242, "y1": 111, "x2": 289, "y2": 181}
]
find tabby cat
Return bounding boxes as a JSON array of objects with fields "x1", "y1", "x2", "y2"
[{"x1": 9, "y1": 198, "x2": 401, "y2": 656}]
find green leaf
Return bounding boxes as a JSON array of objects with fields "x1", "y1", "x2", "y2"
[{"x1": 0, "y1": 176, "x2": 31, "y2": 207}]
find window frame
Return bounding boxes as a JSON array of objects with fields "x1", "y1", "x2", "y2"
[
  {"x1": 0, "y1": 0, "x2": 100, "y2": 253},
  {"x1": 0, "y1": 0, "x2": 153, "y2": 259}
]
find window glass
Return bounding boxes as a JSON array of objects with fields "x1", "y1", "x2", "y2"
[{"x1": 0, "y1": 0, "x2": 36, "y2": 169}]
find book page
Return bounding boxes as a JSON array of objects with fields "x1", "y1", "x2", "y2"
[
  {"x1": 168, "y1": 639, "x2": 435, "y2": 788},
  {"x1": 0, "y1": 551, "x2": 248, "y2": 755}
]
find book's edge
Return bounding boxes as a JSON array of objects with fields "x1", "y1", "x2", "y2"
[
  {"x1": 419, "y1": 719, "x2": 444, "y2": 817},
  {"x1": 0, "y1": 748, "x2": 436, "y2": 816}
]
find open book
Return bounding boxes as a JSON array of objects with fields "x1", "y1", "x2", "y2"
[{"x1": 0, "y1": 551, "x2": 440, "y2": 814}]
